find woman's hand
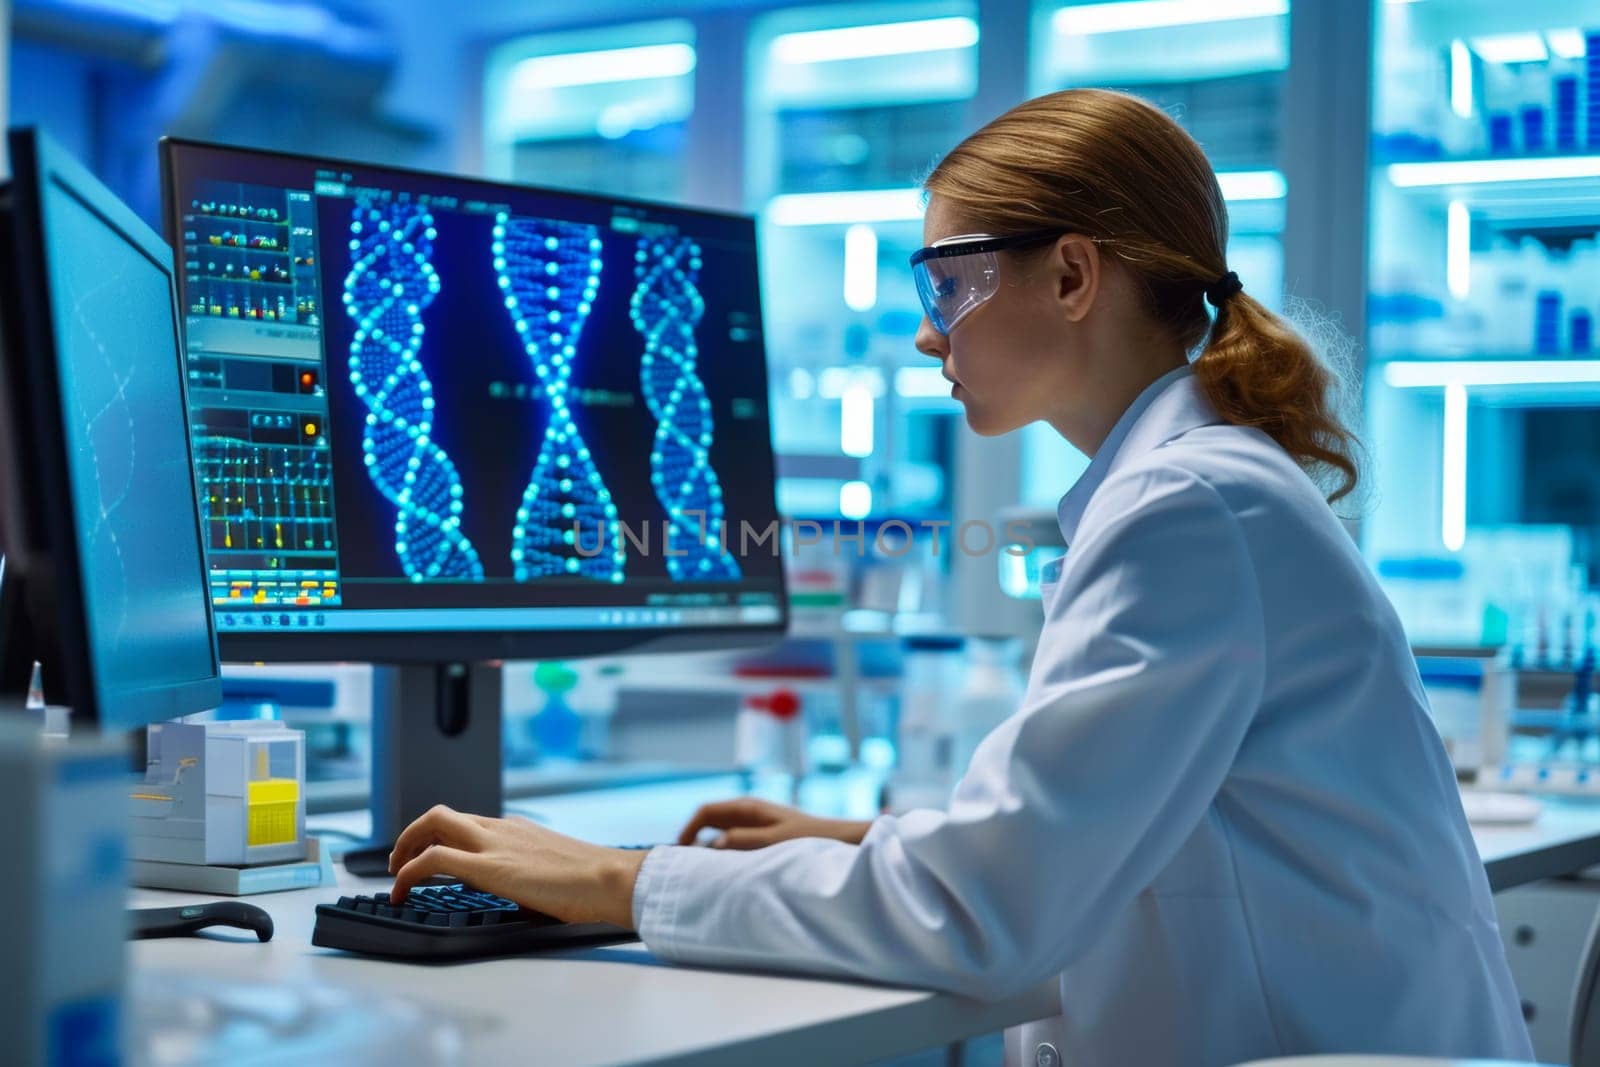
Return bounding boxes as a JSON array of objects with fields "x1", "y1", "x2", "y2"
[
  {"x1": 388, "y1": 805, "x2": 645, "y2": 929},
  {"x1": 678, "y1": 798, "x2": 872, "y2": 850}
]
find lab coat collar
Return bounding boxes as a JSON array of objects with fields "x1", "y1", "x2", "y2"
[{"x1": 1054, "y1": 364, "x2": 1223, "y2": 546}]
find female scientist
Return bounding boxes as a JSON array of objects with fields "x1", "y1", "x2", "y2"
[{"x1": 388, "y1": 90, "x2": 1532, "y2": 1066}]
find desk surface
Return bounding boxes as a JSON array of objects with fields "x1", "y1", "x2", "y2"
[
  {"x1": 1472, "y1": 797, "x2": 1600, "y2": 892},
  {"x1": 130, "y1": 872, "x2": 1056, "y2": 1067},
  {"x1": 130, "y1": 775, "x2": 1056, "y2": 1066},
  {"x1": 127, "y1": 781, "x2": 1600, "y2": 1065}
]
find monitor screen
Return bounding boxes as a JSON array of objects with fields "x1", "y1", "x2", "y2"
[
  {"x1": 162, "y1": 142, "x2": 786, "y2": 658},
  {"x1": 46, "y1": 179, "x2": 220, "y2": 711},
  {"x1": 3, "y1": 129, "x2": 222, "y2": 728}
]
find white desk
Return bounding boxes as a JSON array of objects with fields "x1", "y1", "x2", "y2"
[
  {"x1": 130, "y1": 872, "x2": 1056, "y2": 1066},
  {"x1": 129, "y1": 775, "x2": 1056, "y2": 1065},
  {"x1": 1471, "y1": 798, "x2": 1600, "y2": 892},
  {"x1": 126, "y1": 783, "x2": 1600, "y2": 1065}
]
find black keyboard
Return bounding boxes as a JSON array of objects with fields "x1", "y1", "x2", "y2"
[{"x1": 312, "y1": 883, "x2": 635, "y2": 961}]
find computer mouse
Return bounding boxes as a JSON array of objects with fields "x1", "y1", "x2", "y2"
[{"x1": 129, "y1": 901, "x2": 275, "y2": 942}]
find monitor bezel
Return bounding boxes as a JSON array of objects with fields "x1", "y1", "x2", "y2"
[
  {"x1": 3, "y1": 128, "x2": 223, "y2": 727},
  {"x1": 159, "y1": 137, "x2": 790, "y2": 664}
]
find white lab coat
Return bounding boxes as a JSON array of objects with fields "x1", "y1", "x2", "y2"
[{"x1": 631, "y1": 366, "x2": 1534, "y2": 1067}]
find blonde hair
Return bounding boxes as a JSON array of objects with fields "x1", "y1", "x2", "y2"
[{"x1": 924, "y1": 88, "x2": 1360, "y2": 504}]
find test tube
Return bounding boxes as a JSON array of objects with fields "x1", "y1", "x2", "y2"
[
  {"x1": 1488, "y1": 113, "x2": 1516, "y2": 155},
  {"x1": 1573, "y1": 309, "x2": 1594, "y2": 354},
  {"x1": 1556, "y1": 76, "x2": 1580, "y2": 152},
  {"x1": 1536, "y1": 290, "x2": 1563, "y2": 355},
  {"x1": 1520, "y1": 106, "x2": 1547, "y2": 153},
  {"x1": 1588, "y1": 33, "x2": 1600, "y2": 148}
]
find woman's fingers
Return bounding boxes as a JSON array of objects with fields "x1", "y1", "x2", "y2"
[
  {"x1": 678, "y1": 801, "x2": 732, "y2": 844},
  {"x1": 391, "y1": 844, "x2": 483, "y2": 902},
  {"x1": 710, "y1": 827, "x2": 777, "y2": 851},
  {"x1": 677, "y1": 799, "x2": 774, "y2": 845},
  {"x1": 388, "y1": 804, "x2": 487, "y2": 874}
]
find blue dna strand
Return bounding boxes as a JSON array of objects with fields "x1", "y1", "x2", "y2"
[
  {"x1": 493, "y1": 214, "x2": 624, "y2": 582},
  {"x1": 629, "y1": 235, "x2": 741, "y2": 581},
  {"x1": 343, "y1": 199, "x2": 484, "y2": 582}
]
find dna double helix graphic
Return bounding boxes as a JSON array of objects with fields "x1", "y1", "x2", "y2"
[
  {"x1": 343, "y1": 199, "x2": 484, "y2": 582},
  {"x1": 492, "y1": 214, "x2": 624, "y2": 582},
  {"x1": 628, "y1": 236, "x2": 741, "y2": 581}
]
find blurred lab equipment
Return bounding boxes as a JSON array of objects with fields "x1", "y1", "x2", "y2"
[
  {"x1": 0, "y1": 716, "x2": 129, "y2": 1067},
  {"x1": 132, "y1": 721, "x2": 306, "y2": 868},
  {"x1": 127, "y1": 720, "x2": 331, "y2": 895},
  {"x1": 1417, "y1": 653, "x2": 1517, "y2": 783},
  {"x1": 998, "y1": 508, "x2": 1069, "y2": 596},
  {"x1": 530, "y1": 661, "x2": 583, "y2": 763},
  {"x1": 130, "y1": 971, "x2": 464, "y2": 1065},
  {"x1": 735, "y1": 687, "x2": 804, "y2": 778},
  {"x1": 954, "y1": 636, "x2": 1026, "y2": 776},
  {"x1": 887, "y1": 634, "x2": 966, "y2": 813}
]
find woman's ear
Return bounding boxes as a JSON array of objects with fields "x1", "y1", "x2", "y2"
[{"x1": 1053, "y1": 234, "x2": 1101, "y2": 323}]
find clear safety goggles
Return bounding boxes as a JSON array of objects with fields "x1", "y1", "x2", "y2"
[{"x1": 910, "y1": 229, "x2": 1062, "y2": 335}]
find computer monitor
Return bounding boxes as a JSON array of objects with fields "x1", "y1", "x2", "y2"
[
  {"x1": 159, "y1": 140, "x2": 788, "y2": 848},
  {"x1": 0, "y1": 128, "x2": 222, "y2": 731}
]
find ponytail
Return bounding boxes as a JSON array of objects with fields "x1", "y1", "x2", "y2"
[{"x1": 1195, "y1": 291, "x2": 1360, "y2": 505}]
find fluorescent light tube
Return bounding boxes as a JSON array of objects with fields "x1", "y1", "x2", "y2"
[
  {"x1": 895, "y1": 367, "x2": 953, "y2": 397},
  {"x1": 1216, "y1": 169, "x2": 1286, "y2": 201},
  {"x1": 1053, "y1": 0, "x2": 1287, "y2": 36},
  {"x1": 1446, "y1": 200, "x2": 1470, "y2": 300},
  {"x1": 771, "y1": 17, "x2": 978, "y2": 64},
  {"x1": 840, "y1": 481, "x2": 873, "y2": 518},
  {"x1": 1547, "y1": 29, "x2": 1587, "y2": 59},
  {"x1": 841, "y1": 383, "x2": 875, "y2": 458},
  {"x1": 1382, "y1": 360, "x2": 1600, "y2": 387},
  {"x1": 843, "y1": 224, "x2": 879, "y2": 312},
  {"x1": 511, "y1": 43, "x2": 696, "y2": 92},
  {"x1": 1450, "y1": 40, "x2": 1473, "y2": 118},
  {"x1": 1441, "y1": 382, "x2": 1467, "y2": 552},
  {"x1": 1468, "y1": 32, "x2": 1548, "y2": 64},
  {"x1": 767, "y1": 188, "x2": 924, "y2": 227},
  {"x1": 1387, "y1": 156, "x2": 1600, "y2": 186}
]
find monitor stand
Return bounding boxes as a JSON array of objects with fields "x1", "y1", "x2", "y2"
[{"x1": 341, "y1": 661, "x2": 504, "y2": 877}]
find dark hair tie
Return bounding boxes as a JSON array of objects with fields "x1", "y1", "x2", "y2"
[{"x1": 1204, "y1": 270, "x2": 1242, "y2": 308}]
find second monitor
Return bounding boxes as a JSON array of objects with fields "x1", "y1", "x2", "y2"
[{"x1": 161, "y1": 141, "x2": 789, "y2": 848}]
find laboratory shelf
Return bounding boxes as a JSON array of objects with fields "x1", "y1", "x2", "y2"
[
  {"x1": 1377, "y1": 357, "x2": 1600, "y2": 380},
  {"x1": 1364, "y1": 1, "x2": 1600, "y2": 631},
  {"x1": 1386, "y1": 155, "x2": 1600, "y2": 192},
  {"x1": 1375, "y1": 358, "x2": 1600, "y2": 404},
  {"x1": 1382, "y1": 156, "x2": 1600, "y2": 232}
]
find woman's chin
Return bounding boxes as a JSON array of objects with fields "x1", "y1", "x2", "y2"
[{"x1": 960, "y1": 402, "x2": 1016, "y2": 438}]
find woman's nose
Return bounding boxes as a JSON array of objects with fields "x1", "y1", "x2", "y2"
[{"x1": 914, "y1": 316, "x2": 947, "y2": 359}]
